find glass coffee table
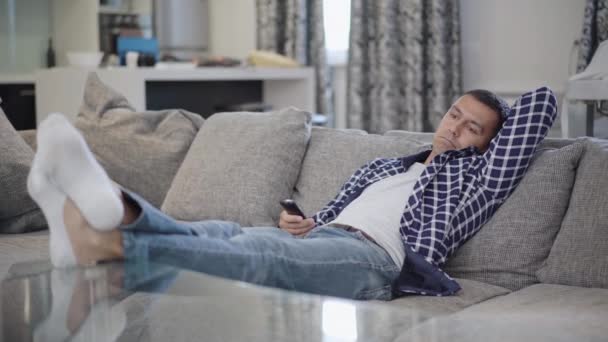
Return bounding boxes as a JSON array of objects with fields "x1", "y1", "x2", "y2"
[{"x1": 1, "y1": 260, "x2": 426, "y2": 341}]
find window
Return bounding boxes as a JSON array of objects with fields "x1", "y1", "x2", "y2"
[{"x1": 323, "y1": 0, "x2": 350, "y2": 65}]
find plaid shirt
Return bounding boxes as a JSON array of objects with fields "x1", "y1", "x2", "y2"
[{"x1": 312, "y1": 87, "x2": 557, "y2": 296}]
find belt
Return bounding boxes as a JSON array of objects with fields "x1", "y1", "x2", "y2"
[{"x1": 330, "y1": 223, "x2": 377, "y2": 244}]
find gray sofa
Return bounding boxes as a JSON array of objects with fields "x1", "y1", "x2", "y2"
[{"x1": 1, "y1": 75, "x2": 607, "y2": 340}]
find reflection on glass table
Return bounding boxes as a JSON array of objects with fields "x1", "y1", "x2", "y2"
[{"x1": 1, "y1": 260, "x2": 428, "y2": 342}]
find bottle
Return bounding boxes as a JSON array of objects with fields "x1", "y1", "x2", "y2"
[{"x1": 46, "y1": 38, "x2": 56, "y2": 68}]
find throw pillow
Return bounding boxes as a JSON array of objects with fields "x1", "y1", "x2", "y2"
[
  {"x1": 0, "y1": 105, "x2": 46, "y2": 233},
  {"x1": 292, "y1": 127, "x2": 430, "y2": 216},
  {"x1": 19, "y1": 130, "x2": 37, "y2": 151},
  {"x1": 536, "y1": 138, "x2": 608, "y2": 288},
  {"x1": 75, "y1": 73, "x2": 205, "y2": 207},
  {"x1": 443, "y1": 141, "x2": 584, "y2": 290},
  {"x1": 161, "y1": 107, "x2": 312, "y2": 227}
]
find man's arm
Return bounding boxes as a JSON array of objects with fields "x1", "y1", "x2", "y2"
[{"x1": 479, "y1": 87, "x2": 557, "y2": 199}]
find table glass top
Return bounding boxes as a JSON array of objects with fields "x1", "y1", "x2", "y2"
[{"x1": 1, "y1": 260, "x2": 427, "y2": 342}]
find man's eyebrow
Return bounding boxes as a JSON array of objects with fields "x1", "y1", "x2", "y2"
[
  {"x1": 469, "y1": 120, "x2": 483, "y2": 132},
  {"x1": 454, "y1": 104, "x2": 484, "y2": 132},
  {"x1": 452, "y1": 105, "x2": 463, "y2": 114}
]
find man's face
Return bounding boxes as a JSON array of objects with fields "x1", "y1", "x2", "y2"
[{"x1": 432, "y1": 95, "x2": 502, "y2": 154}]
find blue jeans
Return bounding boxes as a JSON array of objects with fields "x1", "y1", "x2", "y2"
[{"x1": 120, "y1": 190, "x2": 400, "y2": 300}]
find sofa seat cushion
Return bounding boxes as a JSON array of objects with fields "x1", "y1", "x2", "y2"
[
  {"x1": 395, "y1": 284, "x2": 608, "y2": 341},
  {"x1": 293, "y1": 127, "x2": 430, "y2": 216},
  {"x1": 442, "y1": 142, "x2": 584, "y2": 291},
  {"x1": 381, "y1": 278, "x2": 510, "y2": 321},
  {"x1": 162, "y1": 108, "x2": 312, "y2": 227},
  {"x1": 537, "y1": 138, "x2": 608, "y2": 289}
]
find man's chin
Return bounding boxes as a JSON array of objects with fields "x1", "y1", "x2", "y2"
[
  {"x1": 432, "y1": 146, "x2": 448, "y2": 156},
  {"x1": 434, "y1": 140, "x2": 455, "y2": 153}
]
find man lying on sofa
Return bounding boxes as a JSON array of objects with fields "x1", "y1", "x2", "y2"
[{"x1": 27, "y1": 87, "x2": 556, "y2": 300}]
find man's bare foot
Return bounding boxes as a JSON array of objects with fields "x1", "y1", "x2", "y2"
[
  {"x1": 63, "y1": 198, "x2": 124, "y2": 265},
  {"x1": 27, "y1": 113, "x2": 126, "y2": 267},
  {"x1": 62, "y1": 191, "x2": 142, "y2": 264}
]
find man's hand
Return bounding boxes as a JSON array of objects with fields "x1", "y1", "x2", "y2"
[{"x1": 279, "y1": 210, "x2": 315, "y2": 236}]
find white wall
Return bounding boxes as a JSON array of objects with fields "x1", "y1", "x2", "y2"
[
  {"x1": 460, "y1": 0, "x2": 586, "y2": 103},
  {"x1": 208, "y1": 0, "x2": 256, "y2": 58},
  {"x1": 51, "y1": 0, "x2": 100, "y2": 66}
]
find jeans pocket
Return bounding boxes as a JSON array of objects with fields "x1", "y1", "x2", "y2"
[{"x1": 356, "y1": 284, "x2": 395, "y2": 301}]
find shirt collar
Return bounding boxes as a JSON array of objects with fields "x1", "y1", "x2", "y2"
[
  {"x1": 400, "y1": 150, "x2": 432, "y2": 169},
  {"x1": 402, "y1": 146, "x2": 481, "y2": 169}
]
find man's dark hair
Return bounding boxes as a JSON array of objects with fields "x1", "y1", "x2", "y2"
[{"x1": 464, "y1": 89, "x2": 509, "y2": 135}]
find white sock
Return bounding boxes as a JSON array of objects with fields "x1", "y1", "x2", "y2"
[{"x1": 28, "y1": 113, "x2": 124, "y2": 267}]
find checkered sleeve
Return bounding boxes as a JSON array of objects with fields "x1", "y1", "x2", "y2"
[
  {"x1": 311, "y1": 160, "x2": 377, "y2": 226},
  {"x1": 480, "y1": 87, "x2": 557, "y2": 199}
]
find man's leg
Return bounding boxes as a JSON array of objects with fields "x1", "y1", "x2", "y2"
[
  {"x1": 103, "y1": 190, "x2": 399, "y2": 300},
  {"x1": 123, "y1": 226, "x2": 400, "y2": 300},
  {"x1": 118, "y1": 188, "x2": 243, "y2": 239}
]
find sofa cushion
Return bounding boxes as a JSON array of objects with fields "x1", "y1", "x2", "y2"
[
  {"x1": 292, "y1": 127, "x2": 430, "y2": 216},
  {"x1": 395, "y1": 284, "x2": 608, "y2": 341},
  {"x1": 74, "y1": 73, "x2": 205, "y2": 207},
  {"x1": 443, "y1": 142, "x2": 583, "y2": 291},
  {"x1": 537, "y1": 138, "x2": 608, "y2": 288},
  {"x1": 18, "y1": 129, "x2": 37, "y2": 151},
  {"x1": 162, "y1": 108, "x2": 312, "y2": 227},
  {"x1": 0, "y1": 106, "x2": 46, "y2": 233},
  {"x1": 382, "y1": 278, "x2": 510, "y2": 321}
]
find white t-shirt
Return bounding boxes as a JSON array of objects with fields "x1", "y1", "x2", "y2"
[{"x1": 328, "y1": 162, "x2": 426, "y2": 268}]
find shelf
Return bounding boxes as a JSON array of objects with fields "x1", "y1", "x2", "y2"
[
  {"x1": 98, "y1": 6, "x2": 141, "y2": 15},
  {"x1": 0, "y1": 74, "x2": 36, "y2": 84},
  {"x1": 565, "y1": 79, "x2": 608, "y2": 101}
]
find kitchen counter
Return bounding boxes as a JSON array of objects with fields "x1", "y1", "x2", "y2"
[
  {"x1": 39, "y1": 66, "x2": 314, "y2": 81},
  {"x1": 561, "y1": 78, "x2": 608, "y2": 137},
  {"x1": 35, "y1": 67, "x2": 315, "y2": 123}
]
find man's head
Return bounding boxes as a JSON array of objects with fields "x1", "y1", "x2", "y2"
[{"x1": 431, "y1": 89, "x2": 509, "y2": 155}]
